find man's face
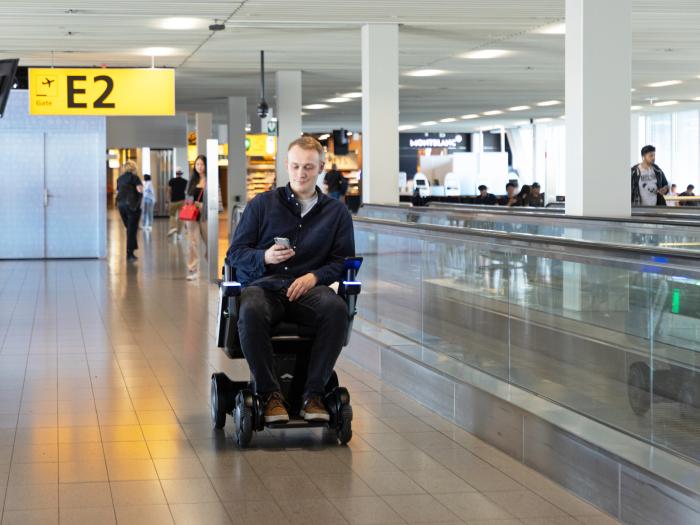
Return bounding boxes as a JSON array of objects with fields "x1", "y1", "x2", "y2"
[
  {"x1": 532, "y1": 187, "x2": 540, "y2": 197},
  {"x1": 480, "y1": 188, "x2": 488, "y2": 197},
  {"x1": 287, "y1": 146, "x2": 323, "y2": 195},
  {"x1": 507, "y1": 186, "x2": 516, "y2": 197},
  {"x1": 643, "y1": 152, "x2": 656, "y2": 165}
]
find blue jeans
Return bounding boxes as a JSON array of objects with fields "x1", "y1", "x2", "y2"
[
  {"x1": 329, "y1": 191, "x2": 342, "y2": 200},
  {"x1": 143, "y1": 200, "x2": 155, "y2": 228}
]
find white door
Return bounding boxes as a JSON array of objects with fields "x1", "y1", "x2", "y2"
[
  {"x1": 0, "y1": 132, "x2": 45, "y2": 258},
  {"x1": 45, "y1": 133, "x2": 101, "y2": 258}
]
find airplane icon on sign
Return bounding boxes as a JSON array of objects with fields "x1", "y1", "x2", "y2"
[{"x1": 36, "y1": 75, "x2": 58, "y2": 97}]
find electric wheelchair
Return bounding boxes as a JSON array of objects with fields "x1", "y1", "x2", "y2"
[{"x1": 211, "y1": 257, "x2": 363, "y2": 448}]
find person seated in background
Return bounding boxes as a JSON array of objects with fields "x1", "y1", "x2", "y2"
[
  {"x1": 513, "y1": 184, "x2": 531, "y2": 207},
  {"x1": 631, "y1": 145, "x2": 669, "y2": 206},
  {"x1": 227, "y1": 136, "x2": 355, "y2": 424},
  {"x1": 474, "y1": 185, "x2": 497, "y2": 205},
  {"x1": 499, "y1": 182, "x2": 518, "y2": 206},
  {"x1": 679, "y1": 184, "x2": 698, "y2": 206},
  {"x1": 667, "y1": 184, "x2": 679, "y2": 207},
  {"x1": 528, "y1": 182, "x2": 544, "y2": 207}
]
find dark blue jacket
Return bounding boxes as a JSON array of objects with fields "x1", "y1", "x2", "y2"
[{"x1": 226, "y1": 184, "x2": 355, "y2": 289}]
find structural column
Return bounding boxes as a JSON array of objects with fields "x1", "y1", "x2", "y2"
[
  {"x1": 195, "y1": 112, "x2": 212, "y2": 157},
  {"x1": 565, "y1": 0, "x2": 631, "y2": 216},
  {"x1": 227, "y1": 96, "x2": 248, "y2": 212},
  {"x1": 361, "y1": 24, "x2": 399, "y2": 204},
  {"x1": 275, "y1": 71, "x2": 302, "y2": 180}
]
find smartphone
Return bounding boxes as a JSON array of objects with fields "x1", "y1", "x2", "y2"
[{"x1": 274, "y1": 237, "x2": 291, "y2": 249}]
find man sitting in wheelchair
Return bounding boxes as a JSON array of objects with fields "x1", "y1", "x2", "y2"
[{"x1": 226, "y1": 136, "x2": 355, "y2": 424}]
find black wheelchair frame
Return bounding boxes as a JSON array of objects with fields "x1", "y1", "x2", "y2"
[{"x1": 211, "y1": 257, "x2": 363, "y2": 448}]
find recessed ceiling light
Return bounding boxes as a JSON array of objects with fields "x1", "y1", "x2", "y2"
[
  {"x1": 326, "y1": 97, "x2": 350, "y2": 103},
  {"x1": 559, "y1": 115, "x2": 566, "y2": 119},
  {"x1": 654, "y1": 100, "x2": 679, "y2": 107},
  {"x1": 139, "y1": 47, "x2": 180, "y2": 56},
  {"x1": 536, "y1": 100, "x2": 561, "y2": 107},
  {"x1": 631, "y1": 105, "x2": 642, "y2": 111},
  {"x1": 647, "y1": 80, "x2": 682, "y2": 88},
  {"x1": 508, "y1": 105, "x2": 531, "y2": 112},
  {"x1": 398, "y1": 125, "x2": 417, "y2": 131},
  {"x1": 535, "y1": 22, "x2": 565, "y2": 35},
  {"x1": 483, "y1": 110, "x2": 503, "y2": 116},
  {"x1": 421, "y1": 121, "x2": 437, "y2": 126},
  {"x1": 440, "y1": 117, "x2": 457, "y2": 123},
  {"x1": 300, "y1": 112, "x2": 308, "y2": 116},
  {"x1": 303, "y1": 104, "x2": 331, "y2": 110},
  {"x1": 460, "y1": 49, "x2": 511, "y2": 60},
  {"x1": 405, "y1": 69, "x2": 447, "y2": 77},
  {"x1": 156, "y1": 17, "x2": 207, "y2": 30},
  {"x1": 318, "y1": 134, "x2": 330, "y2": 140},
  {"x1": 513, "y1": 120, "x2": 529, "y2": 126},
  {"x1": 693, "y1": 97, "x2": 700, "y2": 101},
  {"x1": 460, "y1": 114, "x2": 479, "y2": 120},
  {"x1": 534, "y1": 117, "x2": 553, "y2": 123},
  {"x1": 631, "y1": 88, "x2": 637, "y2": 92},
  {"x1": 341, "y1": 92, "x2": 362, "y2": 98}
]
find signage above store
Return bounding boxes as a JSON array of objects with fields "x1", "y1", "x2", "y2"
[
  {"x1": 408, "y1": 134, "x2": 464, "y2": 149},
  {"x1": 28, "y1": 68, "x2": 175, "y2": 116}
]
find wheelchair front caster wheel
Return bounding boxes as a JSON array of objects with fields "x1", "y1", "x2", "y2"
[
  {"x1": 337, "y1": 404, "x2": 353, "y2": 445},
  {"x1": 234, "y1": 391, "x2": 254, "y2": 448},
  {"x1": 211, "y1": 373, "x2": 231, "y2": 429}
]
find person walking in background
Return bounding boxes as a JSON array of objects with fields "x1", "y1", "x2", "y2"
[
  {"x1": 323, "y1": 163, "x2": 347, "y2": 201},
  {"x1": 631, "y1": 145, "x2": 669, "y2": 206},
  {"x1": 141, "y1": 174, "x2": 156, "y2": 232},
  {"x1": 168, "y1": 167, "x2": 188, "y2": 238},
  {"x1": 115, "y1": 160, "x2": 143, "y2": 261},
  {"x1": 185, "y1": 155, "x2": 207, "y2": 281}
]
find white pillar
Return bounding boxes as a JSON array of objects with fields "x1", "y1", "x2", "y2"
[
  {"x1": 206, "y1": 138, "x2": 219, "y2": 282},
  {"x1": 227, "y1": 96, "x2": 247, "y2": 211},
  {"x1": 275, "y1": 71, "x2": 302, "y2": 181},
  {"x1": 196, "y1": 112, "x2": 213, "y2": 157},
  {"x1": 362, "y1": 24, "x2": 399, "y2": 204},
  {"x1": 565, "y1": 0, "x2": 631, "y2": 216}
]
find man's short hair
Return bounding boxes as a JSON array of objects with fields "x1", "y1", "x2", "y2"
[
  {"x1": 531, "y1": 182, "x2": 541, "y2": 189},
  {"x1": 478, "y1": 184, "x2": 487, "y2": 191},
  {"x1": 288, "y1": 136, "x2": 324, "y2": 161},
  {"x1": 688, "y1": 184, "x2": 695, "y2": 191},
  {"x1": 641, "y1": 145, "x2": 656, "y2": 156},
  {"x1": 506, "y1": 182, "x2": 516, "y2": 190}
]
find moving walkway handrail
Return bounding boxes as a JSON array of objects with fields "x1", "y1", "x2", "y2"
[
  {"x1": 372, "y1": 202, "x2": 700, "y2": 228},
  {"x1": 354, "y1": 215, "x2": 700, "y2": 263}
]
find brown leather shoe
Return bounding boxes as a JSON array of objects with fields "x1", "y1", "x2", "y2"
[
  {"x1": 263, "y1": 391, "x2": 289, "y2": 424},
  {"x1": 300, "y1": 394, "x2": 330, "y2": 422}
]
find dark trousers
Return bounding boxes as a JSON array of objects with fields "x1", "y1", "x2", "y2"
[
  {"x1": 238, "y1": 285, "x2": 349, "y2": 395},
  {"x1": 118, "y1": 205, "x2": 141, "y2": 256}
]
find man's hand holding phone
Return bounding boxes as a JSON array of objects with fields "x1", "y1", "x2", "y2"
[{"x1": 264, "y1": 238, "x2": 295, "y2": 265}]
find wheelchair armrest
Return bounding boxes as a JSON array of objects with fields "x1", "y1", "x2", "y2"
[{"x1": 222, "y1": 281, "x2": 241, "y2": 297}]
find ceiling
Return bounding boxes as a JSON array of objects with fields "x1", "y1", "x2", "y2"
[{"x1": 3, "y1": 0, "x2": 700, "y2": 132}]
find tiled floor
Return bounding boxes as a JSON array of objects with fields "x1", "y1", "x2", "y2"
[{"x1": 0, "y1": 215, "x2": 620, "y2": 524}]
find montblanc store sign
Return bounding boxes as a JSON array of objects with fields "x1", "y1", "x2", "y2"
[{"x1": 401, "y1": 133, "x2": 469, "y2": 151}]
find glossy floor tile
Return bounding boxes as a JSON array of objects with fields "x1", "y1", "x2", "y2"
[{"x1": 0, "y1": 214, "x2": 620, "y2": 524}]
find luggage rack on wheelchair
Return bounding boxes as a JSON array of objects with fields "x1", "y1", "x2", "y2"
[{"x1": 210, "y1": 257, "x2": 363, "y2": 447}]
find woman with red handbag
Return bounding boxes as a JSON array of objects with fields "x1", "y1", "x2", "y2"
[{"x1": 183, "y1": 155, "x2": 207, "y2": 280}]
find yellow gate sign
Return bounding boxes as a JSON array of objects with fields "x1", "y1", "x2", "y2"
[{"x1": 29, "y1": 68, "x2": 175, "y2": 116}]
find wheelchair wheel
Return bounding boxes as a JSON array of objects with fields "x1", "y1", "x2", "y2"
[
  {"x1": 210, "y1": 373, "x2": 230, "y2": 429},
  {"x1": 234, "y1": 392, "x2": 254, "y2": 448},
  {"x1": 628, "y1": 362, "x2": 651, "y2": 417},
  {"x1": 337, "y1": 404, "x2": 353, "y2": 445}
]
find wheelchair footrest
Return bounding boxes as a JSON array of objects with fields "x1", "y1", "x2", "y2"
[{"x1": 266, "y1": 418, "x2": 330, "y2": 429}]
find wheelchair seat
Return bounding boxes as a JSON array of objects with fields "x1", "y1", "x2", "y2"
[{"x1": 211, "y1": 256, "x2": 363, "y2": 448}]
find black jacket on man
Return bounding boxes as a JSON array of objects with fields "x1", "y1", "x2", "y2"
[
  {"x1": 226, "y1": 184, "x2": 355, "y2": 289},
  {"x1": 631, "y1": 163, "x2": 668, "y2": 206}
]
